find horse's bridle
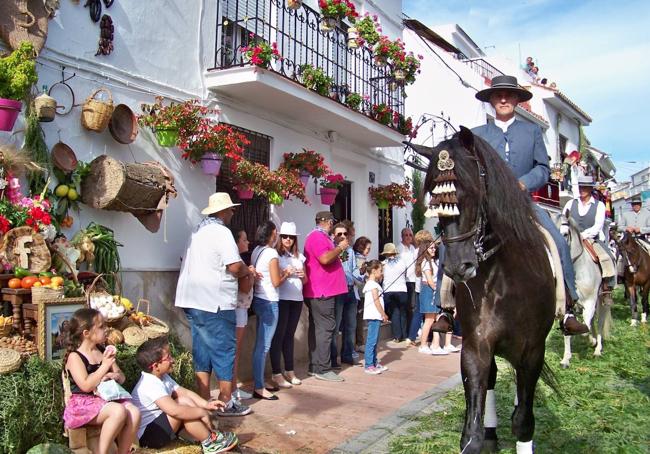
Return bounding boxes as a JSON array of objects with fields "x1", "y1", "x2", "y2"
[{"x1": 441, "y1": 149, "x2": 500, "y2": 262}]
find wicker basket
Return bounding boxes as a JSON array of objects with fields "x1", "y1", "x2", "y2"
[
  {"x1": 81, "y1": 88, "x2": 114, "y2": 132},
  {"x1": 123, "y1": 326, "x2": 147, "y2": 347},
  {"x1": 86, "y1": 273, "x2": 124, "y2": 324},
  {"x1": 31, "y1": 286, "x2": 64, "y2": 303},
  {"x1": 136, "y1": 299, "x2": 169, "y2": 339},
  {"x1": 0, "y1": 347, "x2": 21, "y2": 374},
  {"x1": 0, "y1": 317, "x2": 12, "y2": 337}
]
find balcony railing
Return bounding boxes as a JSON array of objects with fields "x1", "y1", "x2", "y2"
[
  {"x1": 210, "y1": 0, "x2": 404, "y2": 120},
  {"x1": 457, "y1": 56, "x2": 504, "y2": 82}
]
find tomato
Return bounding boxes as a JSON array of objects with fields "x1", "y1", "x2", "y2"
[
  {"x1": 21, "y1": 276, "x2": 38, "y2": 289},
  {"x1": 39, "y1": 276, "x2": 51, "y2": 285},
  {"x1": 8, "y1": 278, "x2": 21, "y2": 289}
]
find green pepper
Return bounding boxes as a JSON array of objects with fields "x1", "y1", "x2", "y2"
[
  {"x1": 38, "y1": 271, "x2": 54, "y2": 278},
  {"x1": 14, "y1": 267, "x2": 33, "y2": 278}
]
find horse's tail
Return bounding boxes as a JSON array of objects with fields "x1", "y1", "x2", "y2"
[
  {"x1": 540, "y1": 361, "x2": 561, "y2": 396},
  {"x1": 598, "y1": 299, "x2": 613, "y2": 340}
]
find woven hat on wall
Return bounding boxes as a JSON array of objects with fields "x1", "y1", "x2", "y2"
[{"x1": 0, "y1": 0, "x2": 53, "y2": 55}]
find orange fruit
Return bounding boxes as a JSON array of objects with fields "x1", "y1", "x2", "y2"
[
  {"x1": 21, "y1": 276, "x2": 38, "y2": 289},
  {"x1": 8, "y1": 278, "x2": 21, "y2": 289},
  {"x1": 39, "y1": 276, "x2": 51, "y2": 285}
]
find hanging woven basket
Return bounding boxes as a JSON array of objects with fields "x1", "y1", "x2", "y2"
[{"x1": 81, "y1": 88, "x2": 114, "y2": 132}]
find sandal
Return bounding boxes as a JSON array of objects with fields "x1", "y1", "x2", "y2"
[
  {"x1": 283, "y1": 371, "x2": 302, "y2": 385},
  {"x1": 271, "y1": 373, "x2": 293, "y2": 389}
]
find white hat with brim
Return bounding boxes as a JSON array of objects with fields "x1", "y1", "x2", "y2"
[
  {"x1": 201, "y1": 192, "x2": 241, "y2": 215},
  {"x1": 279, "y1": 222, "x2": 299, "y2": 236},
  {"x1": 380, "y1": 242, "x2": 398, "y2": 256}
]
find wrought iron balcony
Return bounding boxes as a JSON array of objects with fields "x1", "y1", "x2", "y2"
[{"x1": 208, "y1": 0, "x2": 405, "y2": 143}]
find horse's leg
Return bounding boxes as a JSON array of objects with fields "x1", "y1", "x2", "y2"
[
  {"x1": 582, "y1": 292, "x2": 597, "y2": 347},
  {"x1": 641, "y1": 282, "x2": 650, "y2": 323},
  {"x1": 483, "y1": 357, "x2": 498, "y2": 452},
  {"x1": 560, "y1": 335, "x2": 572, "y2": 368},
  {"x1": 511, "y1": 352, "x2": 544, "y2": 454},
  {"x1": 459, "y1": 343, "x2": 491, "y2": 454},
  {"x1": 628, "y1": 282, "x2": 638, "y2": 326}
]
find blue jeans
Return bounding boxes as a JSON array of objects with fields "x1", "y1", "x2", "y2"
[
  {"x1": 183, "y1": 307, "x2": 236, "y2": 381},
  {"x1": 251, "y1": 297, "x2": 279, "y2": 390},
  {"x1": 408, "y1": 291, "x2": 422, "y2": 341},
  {"x1": 364, "y1": 319, "x2": 381, "y2": 368},
  {"x1": 385, "y1": 291, "x2": 408, "y2": 340},
  {"x1": 331, "y1": 287, "x2": 357, "y2": 365},
  {"x1": 533, "y1": 204, "x2": 579, "y2": 301}
]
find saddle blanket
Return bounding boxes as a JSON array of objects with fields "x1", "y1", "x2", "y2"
[{"x1": 537, "y1": 223, "x2": 566, "y2": 318}]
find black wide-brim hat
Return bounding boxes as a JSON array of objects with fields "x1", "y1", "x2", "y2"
[{"x1": 475, "y1": 75, "x2": 533, "y2": 103}]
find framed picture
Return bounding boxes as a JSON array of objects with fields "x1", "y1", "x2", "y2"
[{"x1": 37, "y1": 299, "x2": 86, "y2": 361}]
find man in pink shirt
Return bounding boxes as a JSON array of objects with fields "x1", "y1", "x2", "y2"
[{"x1": 303, "y1": 211, "x2": 348, "y2": 382}]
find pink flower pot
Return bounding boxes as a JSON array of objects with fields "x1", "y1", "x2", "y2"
[
  {"x1": 320, "y1": 187, "x2": 338, "y2": 205},
  {"x1": 236, "y1": 186, "x2": 254, "y2": 200},
  {"x1": 299, "y1": 170, "x2": 310, "y2": 186},
  {"x1": 201, "y1": 152, "x2": 223, "y2": 176},
  {"x1": 0, "y1": 98, "x2": 22, "y2": 132}
]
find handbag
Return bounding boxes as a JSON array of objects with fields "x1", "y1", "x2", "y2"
[{"x1": 96, "y1": 379, "x2": 131, "y2": 401}]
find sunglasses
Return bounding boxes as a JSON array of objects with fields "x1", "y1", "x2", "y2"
[
  {"x1": 280, "y1": 235, "x2": 295, "y2": 240},
  {"x1": 335, "y1": 232, "x2": 347, "y2": 237}
]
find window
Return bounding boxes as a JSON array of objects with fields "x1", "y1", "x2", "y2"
[
  {"x1": 378, "y1": 206, "x2": 393, "y2": 254},
  {"x1": 559, "y1": 134, "x2": 568, "y2": 156},
  {"x1": 331, "y1": 181, "x2": 352, "y2": 224},
  {"x1": 215, "y1": 124, "x2": 271, "y2": 256}
]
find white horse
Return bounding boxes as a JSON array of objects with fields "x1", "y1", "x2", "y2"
[{"x1": 553, "y1": 214, "x2": 611, "y2": 368}]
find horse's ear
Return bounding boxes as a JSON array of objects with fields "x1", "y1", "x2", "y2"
[{"x1": 458, "y1": 126, "x2": 474, "y2": 151}]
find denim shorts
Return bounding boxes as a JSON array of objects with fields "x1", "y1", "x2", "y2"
[
  {"x1": 183, "y1": 307, "x2": 236, "y2": 381},
  {"x1": 419, "y1": 283, "x2": 440, "y2": 314}
]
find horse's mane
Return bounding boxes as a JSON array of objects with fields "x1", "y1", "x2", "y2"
[{"x1": 471, "y1": 134, "x2": 546, "y2": 250}]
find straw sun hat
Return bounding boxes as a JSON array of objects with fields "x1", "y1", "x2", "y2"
[{"x1": 201, "y1": 192, "x2": 240, "y2": 215}]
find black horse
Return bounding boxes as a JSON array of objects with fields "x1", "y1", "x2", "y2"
[{"x1": 424, "y1": 127, "x2": 556, "y2": 453}]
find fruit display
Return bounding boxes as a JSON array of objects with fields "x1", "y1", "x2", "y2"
[
  {"x1": 0, "y1": 336, "x2": 38, "y2": 358},
  {"x1": 89, "y1": 293, "x2": 125, "y2": 320},
  {"x1": 130, "y1": 311, "x2": 153, "y2": 326},
  {"x1": 106, "y1": 327, "x2": 124, "y2": 345}
]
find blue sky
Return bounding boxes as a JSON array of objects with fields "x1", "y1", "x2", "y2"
[{"x1": 403, "y1": 0, "x2": 650, "y2": 182}]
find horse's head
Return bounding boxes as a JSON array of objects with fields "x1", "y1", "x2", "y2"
[
  {"x1": 553, "y1": 213, "x2": 583, "y2": 262},
  {"x1": 423, "y1": 126, "x2": 544, "y2": 283},
  {"x1": 621, "y1": 232, "x2": 641, "y2": 264}
]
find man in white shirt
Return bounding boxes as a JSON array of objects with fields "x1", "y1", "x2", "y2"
[
  {"x1": 175, "y1": 192, "x2": 252, "y2": 417},
  {"x1": 619, "y1": 195, "x2": 650, "y2": 249},
  {"x1": 562, "y1": 176, "x2": 616, "y2": 293}
]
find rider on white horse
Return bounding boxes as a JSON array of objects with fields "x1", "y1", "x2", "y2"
[{"x1": 562, "y1": 175, "x2": 617, "y2": 301}]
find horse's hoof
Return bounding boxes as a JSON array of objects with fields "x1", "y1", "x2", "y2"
[
  {"x1": 481, "y1": 439, "x2": 499, "y2": 453},
  {"x1": 560, "y1": 362, "x2": 569, "y2": 369},
  {"x1": 594, "y1": 351, "x2": 602, "y2": 357}
]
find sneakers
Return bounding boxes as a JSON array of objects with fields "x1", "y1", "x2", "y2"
[
  {"x1": 314, "y1": 371, "x2": 345, "y2": 382},
  {"x1": 443, "y1": 344, "x2": 461, "y2": 353},
  {"x1": 233, "y1": 388, "x2": 252, "y2": 400},
  {"x1": 430, "y1": 347, "x2": 449, "y2": 355},
  {"x1": 215, "y1": 399, "x2": 252, "y2": 417},
  {"x1": 364, "y1": 366, "x2": 382, "y2": 375},
  {"x1": 202, "y1": 431, "x2": 238, "y2": 453},
  {"x1": 377, "y1": 364, "x2": 389, "y2": 372},
  {"x1": 418, "y1": 346, "x2": 433, "y2": 354}
]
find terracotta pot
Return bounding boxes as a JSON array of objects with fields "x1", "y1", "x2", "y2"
[
  {"x1": 320, "y1": 187, "x2": 338, "y2": 205},
  {"x1": 109, "y1": 104, "x2": 139, "y2": 144},
  {"x1": 201, "y1": 152, "x2": 223, "y2": 176},
  {"x1": 51, "y1": 142, "x2": 79, "y2": 174},
  {"x1": 236, "y1": 186, "x2": 254, "y2": 200},
  {"x1": 0, "y1": 98, "x2": 22, "y2": 132}
]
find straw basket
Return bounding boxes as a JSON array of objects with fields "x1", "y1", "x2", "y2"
[
  {"x1": 31, "y1": 286, "x2": 64, "y2": 304},
  {"x1": 81, "y1": 88, "x2": 114, "y2": 132},
  {"x1": 0, "y1": 347, "x2": 21, "y2": 375},
  {"x1": 0, "y1": 317, "x2": 12, "y2": 337},
  {"x1": 135, "y1": 299, "x2": 169, "y2": 339},
  {"x1": 123, "y1": 326, "x2": 147, "y2": 347},
  {"x1": 86, "y1": 273, "x2": 124, "y2": 325}
]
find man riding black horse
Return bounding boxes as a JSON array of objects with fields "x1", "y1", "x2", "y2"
[
  {"x1": 618, "y1": 195, "x2": 650, "y2": 255},
  {"x1": 432, "y1": 74, "x2": 589, "y2": 335}
]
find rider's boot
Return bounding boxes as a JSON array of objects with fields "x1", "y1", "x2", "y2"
[
  {"x1": 600, "y1": 283, "x2": 614, "y2": 306},
  {"x1": 561, "y1": 313, "x2": 590, "y2": 335},
  {"x1": 430, "y1": 310, "x2": 454, "y2": 333}
]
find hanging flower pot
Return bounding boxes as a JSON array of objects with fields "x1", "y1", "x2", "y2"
[
  {"x1": 347, "y1": 27, "x2": 359, "y2": 48},
  {"x1": 299, "y1": 170, "x2": 311, "y2": 186},
  {"x1": 0, "y1": 98, "x2": 22, "y2": 132},
  {"x1": 155, "y1": 128, "x2": 179, "y2": 147},
  {"x1": 376, "y1": 199, "x2": 390, "y2": 210},
  {"x1": 236, "y1": 185, "x2": 254, "y2": 200},
  {"x1": 287, "y1": 0, "x2": 303, "y2": 10},
  {"x1": 374, "y1": 56, "x2": 387, "y2": 67},
  {"x1": 320, "y1": 187, "x2": 338, "y2": 205},
  {"x1": 268, "y1": 191, "x2": 284, "y2": 205},
  {"x1": 393, "y1": 69, "x2": 406, "y2": 81},
  {"x1": 201, "y1": 152, "x2": 223, "y2": 176},
  {"x1": 320, "y1": 17, "x2": 338, "y2": 33}
]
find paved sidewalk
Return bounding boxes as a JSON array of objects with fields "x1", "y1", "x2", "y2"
[{"x1": 217, "y1": 340, "x2": 461, "y2": 454}]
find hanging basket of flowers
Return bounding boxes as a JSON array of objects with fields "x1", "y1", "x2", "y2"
[
  {"x1": 353, "y1": 14, "x2": 381, "y2": 48},
  {"x1": 138, "y1": 97, "x2": 211, "y2": 148},
  {"x1": 318, "y1": 0, "x2": 358, "y2": 32},
  {"x1": 0, "y1": 42, "x2": 38, "y2": 132},
  {"x1": 266, "y1": 167, "x2": 309, "y2": 205},
  {"x1": 392, "y1": 51, "x2": 423, "y2": 86},
  {"x1": 241, "y1": 34, "x2": 282, "y2": 69},
  {"x1": 281, "y1": 149, "x2": 330, "y2": 186},
  {"x1": 232, "y1": 159, "x2": 272, "y2": 199},
  {"x1": 368, "y1": 182, "x2": 413, "y2": 209},
  {"x1": 318, "y1": 173, "x2": 344, "y2": 205},
  {"x1": 179, "y1": 122, "x2": 249, "y2": 176}
]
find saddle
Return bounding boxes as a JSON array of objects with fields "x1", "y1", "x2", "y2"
[{"x1": 582, "y1": 239, "x2": 599, "y2": 264}]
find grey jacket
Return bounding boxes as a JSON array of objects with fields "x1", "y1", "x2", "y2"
[
  {"x1": 619, "y1": 208, "x2": 650, "y2": 235},
  {"x1": 472, "y1": 120, "x2": 550, "y2": 192}
]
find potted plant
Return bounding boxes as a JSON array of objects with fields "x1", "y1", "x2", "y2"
[
  {"x1": 138, "y1": 98, "x2": 211, "y2": 147},
  {"x1": 299, "y1": 64, "x2": 333, "y2": 96},
  {"x1": 371, "y1": 103, "x2": 393, "y2": 125},
  {"x1": 344, "y1": 92, "x2": 363, "y2": 110},
  {"x1": 179, "y1": 122, "x2": 249, "y2": 175},
  {"x1": 353, "y1": 14, "x2": 381, "y2": 48},
  {"x1": 368, "y1": 182, "x2": 413, "y2": 209},
  {"x1": 372, "y1": 35, "x2": 401, "y2": 66},
  {"x1": 269, "y1": 167, "x2": 309, "y2": 204},
  {"x1": 231, "y1": 158, "x2": 271, "y2": 199},
  {"x1": 0, "y1": 42, "x2": 38, "y2": 132},
  {"x1": 393, "y1": 112, "x2": 416, "y2": 137},
  {"x1": 318, "y1": 173, "x2": 344, "y2": 205},
  {"x1": 241, "y1": 34, "x2": 282, "y2": 69},
  {"x1": 281, "y1": 149, "x2": 330, "y2": 185},
  {"x1": 393, "y1": 51, "x2": 423, "y2": 85},
  {"x1": 318, "y1": 0, "x2": 357, "y2": 32}
]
